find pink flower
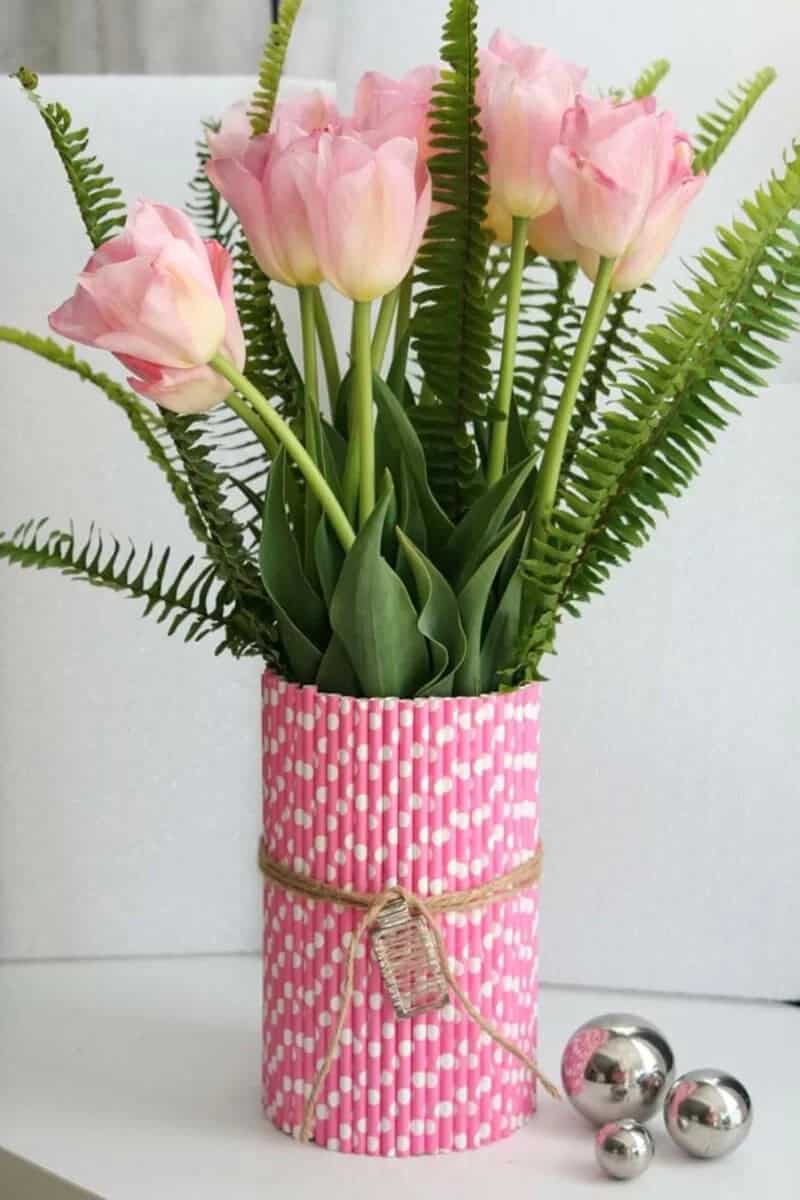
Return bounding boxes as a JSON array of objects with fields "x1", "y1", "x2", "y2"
[
  {"x1": 207, "y1": 133, "x2": 322, "y2": 288},
  {"x1": 206, "y1": 98, "x2": 253, "y2": 161},
  {"x1": 271, "y1": 88, "x2": 342, "y2": 148},
  {"x1": 480, "y1": 30, "x2": 585, "y2": 220},
  {"x1": 295, "y1": 132, "x2": 432, "y2": 302},
  {"x1": 352, "y1": 66, "x2": 439, "y2": 162},
  {"x1": 549, "y1": 96, "x2": 705, "y2": 290},
  {"x1": 49, "y1": 201, "x2": 244, "y2": 414},
  {"x1": 528, "y1": 204, "x2": 579, "y2": 262}
]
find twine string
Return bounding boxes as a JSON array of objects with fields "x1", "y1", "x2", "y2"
[{"x1": 259, "y1": 840, "x2": 560, "y2": 1144}]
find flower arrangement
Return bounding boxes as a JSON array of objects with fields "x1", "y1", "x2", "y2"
[{"x1": 2, "y1": 1, "x2": 795, "y2": 700}]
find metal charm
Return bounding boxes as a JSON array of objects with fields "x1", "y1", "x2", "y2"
[
  {"x1": 664, "y1": 1069, "x2": 753, "y2": 1158},
  {"x1": 561, "y1": 1012, "x2": 675, "y2": 1125},
  {"x1": 370, "y1": 897, "x2": 449, "y2": 1018},
  {"x1": 595, "y1": 1119, "x2": 655, "y2": 1180}
]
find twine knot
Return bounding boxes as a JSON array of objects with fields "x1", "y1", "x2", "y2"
[{"x1": 259, "y1": 839, "x2": 560, "y2": 1143}]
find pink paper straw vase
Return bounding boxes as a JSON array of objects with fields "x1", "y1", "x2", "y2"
[{"x1": 261, "y1": 669, "x2": 542, "y2": 1156}]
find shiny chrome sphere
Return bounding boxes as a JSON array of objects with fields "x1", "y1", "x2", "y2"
[
  {"x1": 561, "y1": 1012, "x2": 675, "y2": 1125},
  {"x1": 664, "y1": 1068, "x2": 753, "y2": 1158}
]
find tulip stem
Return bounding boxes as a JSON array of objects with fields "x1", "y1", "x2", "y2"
[
  {"x1": 352, "y1": 300, "x2": 375, "y2": 526},
  {"x1": 211, "y1": 354, "x2": 356, "y2": 553},
  {"x1": 486, "y1": 216, "x2": 529, "y2": 487},
  {"x1": 299, "y1": 285, "x2": 324, "y2": 572},
  {"x1": 530, "y1": 255, "x2": 616, "y2": 536},
  {"x1": 371, "y1": 288, "x2": 399, "y2": 373},
  {"x1": 225, "y1": 391, "x2": 279, "y2": 459},
  {"x1": 312, "y1": 286, "x2": 341, "y2": 404}
]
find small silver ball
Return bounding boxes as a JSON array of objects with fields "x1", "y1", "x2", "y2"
[
  {"x1": 561, "y1": 1012, "x2": 675, "y2": 1125},
  {"x1": 595, "y1": 1119, "x2": 655, "y2": 1180},
  {"x1": 664, "y1": 1069, "x2": 752, "y2": 1159}
]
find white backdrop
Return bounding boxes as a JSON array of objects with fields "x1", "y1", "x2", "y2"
[{"x1": 1, "y1": 0, "x2": 798, "y2": 999}]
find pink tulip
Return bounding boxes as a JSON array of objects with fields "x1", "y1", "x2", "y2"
[
  {"x1": 49, "y1": 201, "x2": 244, "y2": 414},
  {"x1": 528, "y1": 204, "x2": 579, "y2": 262},
  {"x1": 549, "y1": 95, "x2": 705, "y2": 289},
  {"x1": 271, "y1": 88, "x2": 342, "y2": 148},
  {"x1": 479, "y1": 30, "x2": 585, "y2": 220},
  {"x1": 352, "y1": 66, "x2": 439, "y2": 161},
  {"x1": 206, "y1": 98, "x2": 253, "y2": 161},
  {"x1": 207, "y1": 133, "x2": 323, "y2": 288},
  {"x1": 295, "y1": 132, "x2": 432, "y2": 302}
]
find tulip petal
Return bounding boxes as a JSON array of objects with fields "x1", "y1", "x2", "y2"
[
  {"x1": 549, "y1": 145, "x2": 644, "y2": 258},
  {"x1": 127, "y1": 361, "x2": 232, "y2": 414},
  {"x1": 611, "y1": 172, "x2": 706, "y2": 291}
]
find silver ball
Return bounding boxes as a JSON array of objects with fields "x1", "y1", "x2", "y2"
[
  {"x1": 664, "y1": 1069, "x2": 752, "y2": 1159},
  {"x1": 561, "y1": 1012, "x2": 675, "y2": 1125},
  {"x1": 595, "y1": 1119, "x2": 655, "y2": 1180}
]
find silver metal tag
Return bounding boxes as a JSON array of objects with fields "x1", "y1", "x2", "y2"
[{"x1": 370, "y1": 897, "x2": 449, "y2": 1019}]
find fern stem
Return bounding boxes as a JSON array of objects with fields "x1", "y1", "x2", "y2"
[
  {"x1": 486, "y1": 216, "x2": 529, "y2": 486},
  {"x1": 371, "y1": 288, "x2": 399, "y2": 373},
  {"x1": 312, "y1": 286, "x2": 341, "y2": 404},
  {"x1": 531, "y1": 256, "x2": 615, "y2": 534},
  {"x1": 352, "y1": 300, "x2": 375, "y2": 526},
  {"x1": 211, "y1": 354, "x2": 355, "y2": 552}
]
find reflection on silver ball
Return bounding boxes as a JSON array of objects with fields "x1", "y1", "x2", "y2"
[
  {"x1": 595, "y1": 1119, "x2": 655, "y2": 1180},
  {"x1": 561, "y1": 1012, "x2": 675, "y2": 1125},
  {"x1": 664, "y1": 1069, "x2": 752, "y2": 1158}
]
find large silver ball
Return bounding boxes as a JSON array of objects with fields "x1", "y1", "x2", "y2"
[
  {"x1": 561, "y1": 1012, "x2": 675, "y2": 1125},
  {"x1": 595, "y1": 1119, "x2": 655, "y2": 1180},
  {"x1": 664, "y1": 1069, "x2": 753, "y2": 1158}
]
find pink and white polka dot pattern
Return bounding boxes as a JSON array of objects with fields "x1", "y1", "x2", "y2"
[{"x1": 261, "y1": 670, "x2": 542, "y2": 1156}]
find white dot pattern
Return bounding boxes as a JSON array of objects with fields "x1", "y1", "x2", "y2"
[{"x1": 261, "y1": 671, "x2": 541, "y2": 1156}]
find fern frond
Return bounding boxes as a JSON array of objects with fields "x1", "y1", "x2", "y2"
[
  {"x1": 520, "y1": 144, "x2": 800, "y2": 677},
  {"x1": 0, "y1": 520, "x2": 260, "y2": 655},
  {"x1": 693, "y1": 68, "x2": 777, "y2": 175},
  {"x1": 0, "y1": 326, "x2": 209, "y2": 545},
  {"x1": 631, "y1": 58, "x2": 671, "y2": 98},
  {"x1": 411, "y1": 0, "x2": 493, "y2": 513},
  {"x1": 235, "y1": 247, "x2": 301, "y2": 408},
  {"x1": 23, "y1": 89, "x2": 125, "y2": 248},
  {"x1": 249, "y1": 0, "x2": 303, "y2": 135},
  {"x1": 515, "y1": 260, "x2": 580, "y2": 452},
  {"x1": 187, "y1": 125, "x2": 239, "y2": 248},
  {"x1": 559, "y1": 288, "x2": 644, "y2": 479}
]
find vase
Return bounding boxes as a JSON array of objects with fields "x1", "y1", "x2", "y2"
[{"x1": 261, "y1": 669, "x2": 542, "y2": 1156}]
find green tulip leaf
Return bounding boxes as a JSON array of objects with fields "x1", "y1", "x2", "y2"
[
  {"x1": 372, "y1": 375, "x2": 453, "y2": 556},
  {"x1": 480, "y1": 568, "x2": 523, "y2": 692},
  {"x1": 329, "y1": 486, "x2": 430, "y2": 698},
  {"x1": 441, "y1": 454, "x2": 536, "y2": 593},
  {"x1": 313, "y1": 515, "x2": 344, "y2": 609},
  {"x1": 260, "y1": 450, "x2": 328, "y2": 682},
  {"x1": 316, "y1": 632, "x2": 361, "y2": 696},
  {"x1": 396, "y1": 527, "x2": 467, "y2": 697},
  {"x1": 453, "y1": 512, "x2": 525, "y2": 695}
]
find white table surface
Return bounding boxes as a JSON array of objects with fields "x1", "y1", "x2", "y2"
[{"x1": 0, "y1": 956, "x2": 796, "y2": 1198}]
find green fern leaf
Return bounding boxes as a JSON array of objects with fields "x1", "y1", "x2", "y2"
[
  {"x1": 249, "y1": 0, "x2": 304, "y2": 136},
  {"x1": 693, "y1": 68, "x2": 777, "y2": 174},
  {"x1": 520, "y1": 144, "x2": 800, "y2": 677},
  {"x1": 515, "y1": 260, "x2": 580, "y2": 454},
  {"x1": 631, "y1": 58, "x2": 671, "y2": 98},
  {"x1": 0, "y1": 325, "x2": 211, "y2": 545},
  {"x1": 187, "y1": 124, "x2": 239, "y2": 248},
  {"x1": 23, "y1": 90, "x2": 125, "y2": 248},
  {"x1": 0, "y1": 519, "x2": 262, "y2": 656},
  {"x1": 235, "y1": 246, "x2": 301, "y2": 409},
  {"x1": 411, "y1": 0, "x2": 493, "y2": 514}
]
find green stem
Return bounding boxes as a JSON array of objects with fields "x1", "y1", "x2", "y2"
[
  {"x1": 352, "y1": 300, "x2": 375, "y2": 526},
  {"x1": 530, "y1": 256, "x2": 616, "y2": 535},
  {"x1": 371, "y1": 288, "x2": 399, "y2": 373},
  {"x1": 312, "y1": 285, "x2": 341, "y2": 403},
  {"x1": 486, "y1": 216, "x2": 529, "y2": 486},
  {"x1": 299, "y1": 285, "x2": 323, "y2": 572},
  {"x1": 225, "y1": 391, "x2": 279, "y2": 459},
  {"x1": 211, "y1": 354, "x2": 355, "y2": 552}
]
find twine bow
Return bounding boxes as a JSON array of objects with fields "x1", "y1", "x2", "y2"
[{"x1": 259, "y1": 839, "x2": 560, "y2": 1143}]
